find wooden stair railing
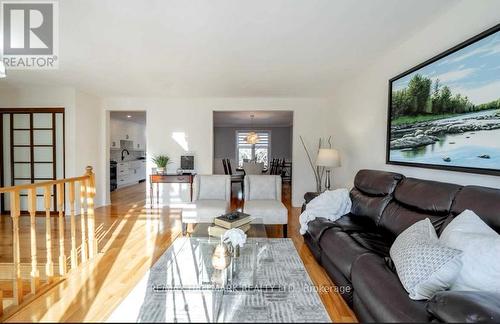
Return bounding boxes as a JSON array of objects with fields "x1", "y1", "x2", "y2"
[{"x1": 0, "y1": 166, "x2": 97, "y2": 317}]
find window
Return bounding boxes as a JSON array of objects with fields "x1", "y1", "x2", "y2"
[{"x1": 236, "y1": 130, "x2": 270, "y2": 167}]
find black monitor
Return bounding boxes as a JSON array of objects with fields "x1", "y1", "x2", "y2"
[{"x1": 180, "y1": 155, "x2": 194, "y2": 171}]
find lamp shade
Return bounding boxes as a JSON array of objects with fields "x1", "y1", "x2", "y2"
[{"x1": 316, "y1": 148, "x2": 341, "y2": 167}]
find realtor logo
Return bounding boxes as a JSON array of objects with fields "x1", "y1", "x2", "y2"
[{"x1": 1, "y1": 1, "x2": 59, "y2": 69}]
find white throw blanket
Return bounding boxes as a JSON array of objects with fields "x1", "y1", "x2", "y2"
[{"x1": 299, "y1": 189, "x2": 352, "y2": 235}]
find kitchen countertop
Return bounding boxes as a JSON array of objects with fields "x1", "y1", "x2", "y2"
[{"x1": 111, "y1": 158, "x2": 147, "y2": 163}]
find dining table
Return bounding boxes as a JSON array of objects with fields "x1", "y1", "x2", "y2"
[{"x1": 235, "y1": 167, "x2": 268, "y2": 173}]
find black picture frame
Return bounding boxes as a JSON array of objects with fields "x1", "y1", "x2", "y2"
[{"x1": 386, "y1": 23, "x2": 500, "y2": 176}]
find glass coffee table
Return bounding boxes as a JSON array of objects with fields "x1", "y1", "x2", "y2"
[
  {"x1": 108, "y1": 222, "x2": 330, "y2": 323},
  {"x1": 190, "y1": 218, "x2": 267, "y2": 238},
  {"x1": 108, "y1": 237, "x2": 330, "y2": 323},
  {"x1": 133, "y1": 237, "x2": 275, "y2": 322}
]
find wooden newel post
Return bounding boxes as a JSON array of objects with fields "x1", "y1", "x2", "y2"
[{"x1": 85, "y1": 166, "x2": 98, "y2": 258}]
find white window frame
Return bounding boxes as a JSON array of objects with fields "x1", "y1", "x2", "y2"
[{"x1": 235, "y1": 129, "x2": 272, "y2": 167}]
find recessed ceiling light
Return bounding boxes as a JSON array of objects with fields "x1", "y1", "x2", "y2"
[{"x1": 127, "y1": 115, "x2": 132, "y2": 118}]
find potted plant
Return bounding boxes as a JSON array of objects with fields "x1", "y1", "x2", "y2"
[{"x1": 152, "y1": 155, "x2": 170, "y2": 175}]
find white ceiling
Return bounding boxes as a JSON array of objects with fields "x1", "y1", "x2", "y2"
[
  {"x1": 214, "y1": 111, "x2": 293, "y2": 127},
  {"x1": 0, "y1": 0, "x2": 458, "y2": 98},
  {"x1": 110, "y1": 111, "x2": 146, "y2": 124}
]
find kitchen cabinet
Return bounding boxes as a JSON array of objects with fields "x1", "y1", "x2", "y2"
[
  {"x1": 110, "y1": 118, "x2": 146, "y2": 150},
  {"x1": 116, "y1": 160, "x2": 147, "y2": 188},
  {"x1": 139, "y1": 160, "x2": 147, "y2": 180},
  {"x1": 134, "y1": 137, "x2": 146, "y2": 150},
  {"x1": 117, "y1": 162, "x2": 131, "y2": 187}
]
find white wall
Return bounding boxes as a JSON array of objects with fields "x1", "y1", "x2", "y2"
[
  {"x1": 75, "y1": 90, "x2": 106, "y2": 207},
  {"x1": 328, "y1": 0, "x2": 500, "y2": 190},
  {"x1": 103, "y1": 97, "x2": 332, "y2": 207}
]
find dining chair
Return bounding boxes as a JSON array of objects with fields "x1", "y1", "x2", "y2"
[
  {"x1": 279, "y1": 159, "x2": 286, "y2": 177},
  {"x1": 282, "y1": 160, "x2": 292, "y2": 183},
  {"x1": 269, "y1": 158, "x2": 277, "y2": 175},
  {"x1": 224, "y1": 158, "x2": 244, "y2": 195},
  {"x1": 222, "y1": 158, "x2": 229, "y2": 174},
  {"x1": 243, "y1": 162, "x2": 264, "y2": 175}
]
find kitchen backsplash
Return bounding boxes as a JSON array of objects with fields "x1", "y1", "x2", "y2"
[{"x1": 110, "y1": 149, "x2": 146, "y2": 162}]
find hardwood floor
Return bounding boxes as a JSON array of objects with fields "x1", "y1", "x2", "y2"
[{"x1": 1, "y1": 182, "x2": 357, "y2": 322}]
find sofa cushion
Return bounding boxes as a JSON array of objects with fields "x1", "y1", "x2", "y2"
[
  {"x1": 427, "y1": 291, "x2": 500, "y2": 323},
  {"x1": 351, "y1": 253, "x2": 429, "y2": 322},
  {"x1": 378, "y1": 178, "x2": 461, "y2": 237},
  {"x1": 243, "y1": 200, "x2": 287, "y2": 224},
  {"x1": 394, "y1": 178, "x2": 461, "y2": 214},
  {"x1": 306, "y1": 217, "x2": 338, "y2": 242},
  {"x1": 379, "y1": 202, "x2": 450, "y2": 238},
  {"x1": 350, "y1": 188, "x2": 394, "y2": 224},
  {"x1": 303, "y1": 232, "x2": 322, "y2": 261},
  {"x1": 319, "y1": 230, "x2": 371, "y2": 278},
  {"x1": 349, "y1": 170, "x2": 403, "y2": 224},
  {"x1": 329, "y1": 213, "x2": 377, "y2": 233},
  {"x1": 449, "y1": 185, "x2": 500, "y2": 233},
  {"x1": 349, "y1": 232, "x2": 393, "y2": 257},
  {"x1": 353, "y1": 293, "x2": 376, "y2": 322},
  {"x1": 321, "y1": 255, "x2": 354, "y2": 305},
  {"x1": 354, "y1": 169, "x2": 404, "y2": 196}
]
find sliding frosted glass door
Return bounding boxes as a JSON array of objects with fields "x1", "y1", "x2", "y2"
[{"x1": 1, "y1": 109, "x2": 65, "y2": 212}]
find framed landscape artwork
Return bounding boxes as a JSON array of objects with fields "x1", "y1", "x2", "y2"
[{"x1": 387, "y1": 24, "x2": 500, "y2": 175}]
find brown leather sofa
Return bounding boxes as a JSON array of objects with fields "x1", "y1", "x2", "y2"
[{"x1": 302, "y1": 169, "x2": 500, "y2": 322}]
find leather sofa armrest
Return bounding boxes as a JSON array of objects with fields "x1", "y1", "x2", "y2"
[
  {"x1": 304, "y1": 192, "x2": 320, "y2": 204},
  {"x1": 301, "y1": 192, "x2": 320, "y2": 213},
  {"x1": 426, "y1": 291, "x2": 500, "y2": 323}
]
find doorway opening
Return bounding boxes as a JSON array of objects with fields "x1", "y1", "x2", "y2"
[
  {"x1": 0, "y1": 108, "x2": 65, "y2": 213},
  {"x1": 109, "y1": 111, "x2": 147, "y2": 203},
  {"x1": 212, "y1": 111, "x2": 293, "y2": 203}
]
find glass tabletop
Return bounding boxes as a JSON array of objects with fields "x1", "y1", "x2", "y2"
[
  {"x1": 148, "y1": 237, "x2": 280, "y2": 322},
  {"x1": 152, "y1": 237, "x2": 274, "y2": 291}
]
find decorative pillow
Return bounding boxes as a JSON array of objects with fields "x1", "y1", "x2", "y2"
[
  {"x1": 390, "y1": 218, "x2": 463, "y2": 300},
  {"x1": 440, "y1": 209, "x2": 500, "y2": 292}
]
